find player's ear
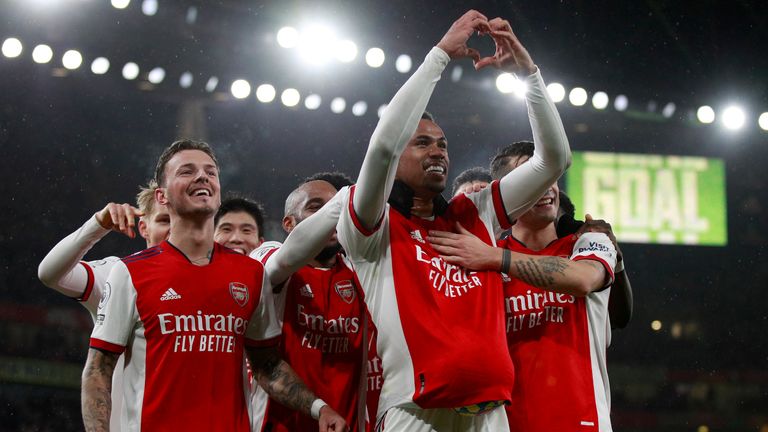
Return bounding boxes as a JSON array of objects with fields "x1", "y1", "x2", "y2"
[
  {"x1": 282, "y1": 215, "x2": 296, "y2": 233},
  {"x1": 155, "y1": 187, "x2": 168, "y2": 206},
  {"x1": 138, "y1": 219, "x2": 150, "y2": 240}
]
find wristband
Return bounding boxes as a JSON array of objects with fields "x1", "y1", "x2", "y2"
[
  {"x1": 500, "y1": 249, "x2": 512, "y2": 275},
  {"x1": 311, "y1": 398, "x2": 328, "y2": 420}
]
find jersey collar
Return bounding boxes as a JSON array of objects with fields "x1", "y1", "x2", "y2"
[{"x1": 388, "y1": 180, "x2": 449, "y2": 219}]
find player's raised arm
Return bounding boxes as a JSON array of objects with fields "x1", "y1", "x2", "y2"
[
  {"x1": 38, "y1": 203, "x2": 142, "y2": 297},
  {"x1": 477, "y1": 18, "x2": 571, "y2": 221},
  {"x1": 261, "y1": 188, "x2": 345, "y2": 287},
  {"x1": 353, "y1": 10, "x2": 488, "y2": 230},
  {"x1": 81, "y1": 348, "x2": 120, "y2": 432}
]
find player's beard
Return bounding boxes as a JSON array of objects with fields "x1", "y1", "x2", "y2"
[{"x1": 315, "y1": 242, "x2": 342, "y2": 262}]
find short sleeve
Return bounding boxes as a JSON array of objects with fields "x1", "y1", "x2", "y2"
[
  {"x1": 458, "y1": 180, "x2": 512, "y2": 241},
  {"x1": 244, "y1": 271, "x2": 282, "y2": 347},
  {"x1": 249, "y1": 241, "x2": 282, "y2": 264},
  {"x1": 90, "y1": 261, "x2": 139, "y2": 353},
  {"x1": 570, "y1": 232, "x2": 617, "y2": 288},
  {"x1": 79, "y1": 257, "x2": 121, "y2": 318},
  {"x1": 337, "y1": 185, "x2": 389, "y2": 262}
]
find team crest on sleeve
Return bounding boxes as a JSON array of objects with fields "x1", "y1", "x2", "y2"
[
  {"x1": 334, "y1": 280, "x2": 356, "y2": 304},
  {"x1": 229, "y1": 282, "x2": 249, "y2": 307},
  {"x1": 98, "y1": 282, "x2": 111, "y2": 310}
]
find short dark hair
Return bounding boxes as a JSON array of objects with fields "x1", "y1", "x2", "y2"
[
  {"x1": 303, "y1": 171, "x2": 354, "y2": 191},
  {"x1": 214, "y1": 194, "x2": 266, "y2": 237},
  {"x1": 558, "y1": 191, "x2": 576, "y2": 219},
  {"x1": 489, "y1": 141, "x2": 535, "y2": 180},
  {"x1": 421, "y1": 111, "x2": 436, "y2": 122},
  {"x1": 154, "y1": 139, "x2": 219, "y2": 187},
  {"x1": 451, "y1": 167, "x2": 492, "y2": 196}
]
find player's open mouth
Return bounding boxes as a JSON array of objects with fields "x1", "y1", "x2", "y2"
[
  {"x1": 535, "y1": 197, "x2": 554, "y2": 207},
  {"x1": 424, "y1": 164, "x2": 446, "y2": 175},
  {"x1": 190, "y1": 188, "x2": 212, "y2": 197}
]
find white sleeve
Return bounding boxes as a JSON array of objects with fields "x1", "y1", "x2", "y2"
[
  {"x1": 80, "y1": 257, "x2": 121, "y2": 318},
  {"x1": 259, "y1": 187, "x2": 347, "y2": 287},
  {"x1": 352, "y1": 47, "x2": 450, "y2": 230},
  {"x1": 570, "y1": 232, "x2": 617, "y2": 288},
  {"x1": 90, "y1": 261, "x2": 139, "y2": 353},
  {"x1": 336, "y1": 185, "x2": 389, "y2": 263},
  {"x1": 38, "y1": 215, "x2": 111, "y2": 298},
  {"x1": 498, "y1": 69, "x2": 572, "y2": 220},
  {"x1": 244, "y1": 272, "x2": 282, "y2": 346}
]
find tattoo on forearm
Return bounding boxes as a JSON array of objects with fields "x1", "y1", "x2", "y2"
[
  {"x1": 248, "y1": 347, "x2": 316, "y2": 415},
  {"x1": 82, "y1": 350, "x2": 118, "y2": 432},
  {"x1": 513, "y1": 257, "x2": 569, "y2": 288}
]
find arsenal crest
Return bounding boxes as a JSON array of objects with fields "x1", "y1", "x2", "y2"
[
  {"x1": 334, "y1": 280, "x2": 356, "y2": 304},
  {"x1": 229, "y1": 282, "x2": 249, "y2": 307}
]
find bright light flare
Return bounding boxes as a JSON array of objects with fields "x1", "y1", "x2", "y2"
[
  {"x1": 62, "y1": 50, "x2": 83, "y2": 70},
  {"x1": 147, "y1": 67, "x2": 165, "y2": 84},
  {"x1": 395, "y1": 54, "x2": 412, "y2": 73},
  {"x1": 352, "y1": 101, "x2": 367, "y2": 116},
  {"x1": 179, "y1": 71, "x2": 193, "y2": 88},
  {"x1": 365, "y1": 48, "x2": 385, "y2": 68},
  {"x1": 32, "y1": 44, "x2": 53, "y2": 64},
  {"x1": 569, "y1": 87, "x2": 588, "y2": 106},
  {"x1": 304, "y1": 94, "x2": 322, "y2": 110},
  {"x1": 651, "y1": 320, "x2": 662, "y2": 331},
  {"x1": 298, "y1": 26, "x2": 336, "y2": 65},
  {"x1": 142, "y1": 0, "x2": 158, "y2": 16},
  {"x1": 91, "y1": 57, "x2": 110, "y2": 74},
  {"x1": 230, "y1": 79, "x2": 251, "y2": 99},
  {"x1": 2, "y1": 38, "x2": 22, "y2": 58},
  {"x1": 614, "y1": 95, "x2": 629, "y2": 111},
  {"x1": 546, "y1": 83, "x2": 565, "y2": 103},
  {"x1": 759, "y1": 112, "x2": 768, "y2": 131},
  {"x1": 205, "y1": 77, "x2": 219, "y2": 92},
  {"x1": 256, "y1": 84, "x2": 276, "y2": 103},
  {"x1": 281, "y1": 88, "x2": 300, "y2": 107},
  {"x1": 335, "y1": 40, "x2": 357, "y2": 63},
  {"x1": 111, "y1": 0, "x2": 130, "y2": 9},
  {"x1": 330, "y1": 97, "x2": 346, "y2": 113},
  {"x1": 721, "y1": 106, "x2": 745, "y2": 130},
  {"x1": 276, "y1": 27, "x2": 299, "y2": 48},
  {"x1": 592, "y1": 91, "x2": 609, "y2": 110},
  {"x1": 697, "y1": 105, "x2": 715, "y2": 124},
  {"x1": 122, "y1": 62, "x2": 139, "y2": 80}
]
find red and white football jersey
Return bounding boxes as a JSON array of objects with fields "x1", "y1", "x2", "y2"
[
  {"x1": 500, "y1": 233, "x2": 616, "y2": 432},
  {"x1": 251, "y1": 244, "x2": 367, "y2": 432},
  {"x1": 90, "y1": 241, "x2": 280, "y2": 432},
  {"x1": 337, "y1": 183, "x2": 516, "y2": 417}
]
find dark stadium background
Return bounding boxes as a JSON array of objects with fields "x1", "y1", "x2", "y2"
[{"x1": 1, "y1": 1, "x2": 766, "y2": 430}]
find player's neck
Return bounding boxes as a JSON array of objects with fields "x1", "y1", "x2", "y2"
[
  {"x1": 309, "y1": 255, "x2": 336, "y2": 269},
  {"x1": 511, "y1": 222, "x2": 557, "y2": 251},
  {"x1": 411, "y1": 195, "x2": 434, "y2": 218},
  {"x1": 168, "y1": 218, "x2": 215, "y2": 266}
]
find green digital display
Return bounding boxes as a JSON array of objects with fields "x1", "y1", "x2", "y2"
[{"x1": 566, "y1": 151, "x2": 727, "y2": 246}]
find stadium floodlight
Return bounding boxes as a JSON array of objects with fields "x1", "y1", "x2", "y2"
[
  {"x1": 111, "y1": 0, "x2": 130, "y2": 9},
  {"x1": 651, "y1": 320, "x2": 662, "y2": 331},
  {"x1": 352, "y1": 101, "x2": 368, "y2": 116},
  {"x1": 304, "y1": 94, "x2": 322, "y2": 110},
  {"x1": 32, "y1": 44, "x2": 53, "y2": 64},
  {"x1": 91, "y1": 57, "x2": 110, "y2": 74},
  {"x1": 298, "y1": 25, "x2": 335, "y2": 65},
  {"x1": 122, "y1": 62, "x2": 139, "y2": 80},
  {"x1": 496, "y1": 73, "x2": 527, "y2": 98},
  {"x1": 256, "y1": 84, "x2": 276, "y2": 103},
  {"x1": 614, "y1": 94, "x2": 629, "y2": 111},
  {"x1": 334, "y1": 39, "x2": 357, "y2": 63},
  {"x1": 276, "y1": 26, "x2": 299, "y2": 49},
  {"x1": 592, "y1": 91, "x2": 609, "y2": 110},
  {"x1": 179, "y1": 71, "x2": 193, "y2": 88},
  {"x1": 62, "y1": 50, "x2": 83, "y2": 70},
  {"x1": 2, "y1": 38, "x2": 22, "y2": 58},
  {"x1": 230, "y1": 79, "x2": 251, "y2": 99},
  {"x1": 147, "y1": 67, "x2": 165, "y2": 84},
  {"x1": 546, "y1": 82, "x2": 565, "y2": 103},
  {"x1": 141, "y1": 0, "x2": 158, "y2": 16},
  {"x1": 759, "y1": 112, "x2": 768, "y2": 131},
  {"x1": 281, "y1": 88, "x2": 300, "y2": 107},
  {"x1": 365, "y1": 48, "x2": 385, "y2": 68},
  {"x1": 330, "y1": 97, "x2": 346, "y2": 113},
  {"x1": 569, "y1": 87, "x2": 588, "y2": 106},
  {"x1": 377, "y1": 104, "x2": 388, "y2": 118},
  {"x1": 662, "y1": 102, "x2": 676, "y2": 118},
  {"x1": 696, "y1": 105, "x2": 715, "y2": 124},
  {"x1": 721, "y1": 106, "x2": 745, "y2": 130},
  {"x1": 395, "y1": 54, "x2": 412, "y2": 73},
  {"x1": 205, "y1": 77, "x2": 219, "y2": 92}
]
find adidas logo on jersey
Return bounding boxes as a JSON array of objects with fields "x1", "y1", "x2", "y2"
[
  {"x1": 410, "y1": 230, "x2": 425, "y2": 243},
  {"x1": 299, "y1": 284, "x2": 314, "y2": 298},
  {"x1": 160, "y1": 288, "x2": 182, "y2": 301}
]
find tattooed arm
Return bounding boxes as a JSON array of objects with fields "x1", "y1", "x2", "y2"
[
  {"x1": 82, "y1": 348, "x2": 119, "y2": 432},
  {"x1": 427, "y1": 225, "x2": 611, "y2": 297},
  {"x1": 246, "y1": 345, "x2": 348, "y2": 431}
]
